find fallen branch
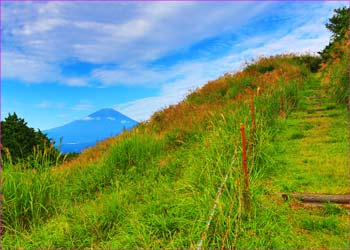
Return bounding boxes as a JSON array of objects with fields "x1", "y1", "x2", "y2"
[
  {"x1": 308, "y1": 108, "x2": 334, "y2": 112},
  {"x1": 302, "y1": 115, "x2": 328, "y2": 118},
  {"x1": 282, "y1": 193, "x2": 350, "y2": 204},
  {"x1": 308, "y1": 96, "x2": 327, "y2": 100}
]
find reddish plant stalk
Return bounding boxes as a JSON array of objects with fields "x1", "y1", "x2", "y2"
[{"x1": 240, "y1": 123, "x2": 250, "y2": 210}]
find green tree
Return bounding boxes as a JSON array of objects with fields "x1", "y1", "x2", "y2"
[
  {"x1": 319, "y1": 7, "x2": 349, "y2": 60},
  {"x1": 1, "y1": 113, "x2": 57, "y2": 164},
  {"x1": 1, "y1": 113, "x2": 37, "y2": 162},
  {"x1": 326, "y1": 7, "x2": 349, "y2": 41}
]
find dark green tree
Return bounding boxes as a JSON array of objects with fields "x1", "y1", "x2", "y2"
[
  {"x1": 1, "y1": 113, "x2": 37, "y2": 162},
  {"x1": 319, "y1": 7, "x2": 349, "y2": 60},
  {"x1": 1, "y1": 113, "x2": 56, "y2": 164},
  {"x1": 326, "y1": 7, "x2": 349, "y2": 41}
]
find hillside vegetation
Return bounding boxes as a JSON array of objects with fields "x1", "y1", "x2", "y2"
[{"x1": 2, "y1": 7, "x2": 349, "y2": 248}]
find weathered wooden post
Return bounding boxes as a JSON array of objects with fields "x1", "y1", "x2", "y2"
[{"x1": 240, "y1": 123, "x2": 250, "y2": 211}]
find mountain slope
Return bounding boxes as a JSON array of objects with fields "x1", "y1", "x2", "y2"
[
  {"x1": 3, "y1": 54, "x2": 349, "y2": 249},
  {"x1": 3, "y1": 8, "x2": 349, "y2": 247},
  {"x1": 45, "y1": 108, "x2": 138, "y2": 153}
]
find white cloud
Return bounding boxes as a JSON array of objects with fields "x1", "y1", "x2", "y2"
[
  {"x1": 2, "y1": 50, "x2": 92, "y2": 86},
  {"x1": 2, "y1": 51, "x2": 61, "y2": 83},
  {"x1": 37, "y1": 101, "x2": 65, "y2": 109},
  {"x1": 2, "y1": 2, "x2": 270, "y2": 66},
  {"x1": 71, "y1": 103, "x2": 94, "y2": 112},
  {"x1": 3, "y1": 1, "x2": 348, "y2": 129},
  {"x1": 37, "y1": 101, "x2": 52, "y2": 109},
  {"x1": 57, "y1": 113, "x2": 70, "y2": 118},
  {"x1": 64, "y1": 77, "x2": 89, "y2": 87},
  {"x1": 87, "y1": 2, "x2": 343, "y2": 89},
  {"x1": 114, "y1": 72, "x2": 213, "y2": 121},
  {"x1": 113, "y1": 3, "x2": 343, "y2": 122},
  {"x1": 13, "y1": 18, "x2": 67, "y2": 36},
  {"x1": 91, "y1": 65, "x2": 166, "y2": 87},
  {"x1": 4, "y1": 1, "x2": 340, "y2": 86},
  {"x1": 75, "y1": 18, "x2": 151, "y2": 40},
  {"x1": 115, "y1": 96, "x2": 174, "y2": 122},
  {"x1": 107, "y1": 117, "x2": 116, "y2": 121}
]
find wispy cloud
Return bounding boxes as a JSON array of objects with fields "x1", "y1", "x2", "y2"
[
  {"x1": 2, "y1": 51, "x2": 61, "y2": 83},
  {"x1": 64, "y1": 77, "x2": 89, "y2": 87},
  {"x1": 114, "y1": 2, "x2": 343, "y2": 121},
  {"x1": 2, "y1": 1, "x2": 347, "y2": 129},
  {"x1": 57, "y1": 113, "x2": 70, "y2": 118},
  {"x1": 13, "y1": 18, "x2": 67, "y2": 36},
  {"x1": 37, "y1": 100, "x2": 94, "y2": 112},
  {"x1": 71, "y1": 102, "x2": 95, "y2": 112},
  {"x1": 2, "y1": 1, "x2": 269, "y2": 85},
  {"x1": 36, "y1": 100, "x2": 66, "y2": 109}
]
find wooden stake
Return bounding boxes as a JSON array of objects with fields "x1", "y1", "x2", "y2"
[{"x1": 240, "y1": 123, "x2": 250, "y2": 211}]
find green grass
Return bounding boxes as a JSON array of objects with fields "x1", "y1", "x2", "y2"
[
  {"x1": 263, "y1": 75, "x2": 349, "y2": 247},
  {"x1": 2, "y1": 56, "x2": 349, "y2": 248},
  {"x1": 2, "y1": 88, "x2": 293, "y2": 248},
  {"x1": 269, "y1": 75, "x2": 349, "y2": 194}
]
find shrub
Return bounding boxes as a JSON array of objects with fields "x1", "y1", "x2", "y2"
[{"x1": 295, "y1": 55, "x2": 322, "y2": 73}]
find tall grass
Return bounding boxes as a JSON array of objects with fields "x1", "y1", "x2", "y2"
[
  {"x1": 2, "y1": 55, "x2": 310, "y2": 248},
  {"x1": 321, "y1": 30, "x2": 349, "y2": 104},
  {"x1": 328, "y1": 51, "x2": 349, "y2": 104},
  {"x1": 2, "y1": 141, "x2": 66, "y2": 232},
  {"x1": 2, "y1": 143, "x2": 62, "y2": 232},
  {"x1": 2, "y1": 132, "x2": 165, "y2": 232}
]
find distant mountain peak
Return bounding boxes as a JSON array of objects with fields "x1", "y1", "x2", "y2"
[
  {"x1": 89, "y1": 108, "x2": 122, "y2": 118},
  {"x1": 45, "y1": 107, "x2": 138, "y2": 153}
]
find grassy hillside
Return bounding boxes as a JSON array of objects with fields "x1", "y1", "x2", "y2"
[
  {"x1": 3, "y1": 48, "x2": 348, "y2": 248},
  {"x1": 3, "y1": 7, "x2": 350, "y2": 246}
]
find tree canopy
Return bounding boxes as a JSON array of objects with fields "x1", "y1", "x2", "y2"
[
  {"x1": 319, "y1": 6, "x2": 349, "y2": 60},
  {"x1": 1, "y1": 113, "x2": 56, "y2": 163},
  {"x1": 326, "y1": 7, "x2": 349, "y2": 41}
]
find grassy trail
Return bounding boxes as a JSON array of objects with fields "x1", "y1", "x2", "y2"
[
  {"x1": 270, "y1": 75, "x2": 349, "y2": 194},
  {"x1": 264, "y1": 75, "x2": 350, "y2": 248}
]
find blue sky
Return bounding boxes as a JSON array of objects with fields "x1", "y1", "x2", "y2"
[{"x1": 1, "y1": 1, "x2": 348, "y2": 130}]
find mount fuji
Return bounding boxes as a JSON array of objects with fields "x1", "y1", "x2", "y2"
[{"x1": 45, "y1": 108, "x2": 138, "y2": 153}]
